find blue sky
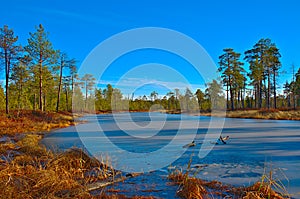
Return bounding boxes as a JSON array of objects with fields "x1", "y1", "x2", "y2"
[{"x1": 1, "y1": 0, "x2": 300, "y2": 97}]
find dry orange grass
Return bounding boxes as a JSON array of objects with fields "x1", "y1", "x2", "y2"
[
  {"x1": 0, "y1": 110, "x2": 77, "y2": 136},
  {"x1": 168, "y1": 168, "x2": 289, "y2": 199},
  {"x1": 0, "y1": 111, "x2": 159, "y2": 198},
  {"x1": 0, "y1": 135, "x2": 89, "y2": 198},
  {"x1": 168, "y1": 159, "x2": 209, "y2": 199},
  {"x1": 225, "y1": 110, "x2": 300, "y2": 120},
  {"x1": 0, "y1": 134, "x2": 159, "y2": 199},
  {"x1": 242, "y1": 182, "x2": 286, "y2": 199}
]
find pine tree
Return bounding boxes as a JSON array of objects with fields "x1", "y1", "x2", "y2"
[
  {"x1": 184, "y1": 88, "x2": 193, "y2": 112},
  {"x1": 55, "y1": 52, "x2": 76, "y2": 112},
  {"x1": 69, "y1": 62, "x2": 78, "y2": 110},
  {"x1": 195, "y1": 88, "x2": 204, "y2": 110},
  {"x1": 0, "y1": 25, "x2": 21, "y2": 114},
  {"x1": 25, "y1": 24, "x2": 56, "y2": 111},
  {"x1": 10, "y1": 56, "x2": 31, "y2": 110},
  {"x1": 245, "y1": 38, "x2": 281, "y2": 110},
  {"x1": 268, "y1": 45, "x2": 281, "y2": 109},
  {"x1": 295, "y1": 68, "x2": 300, "y2": 107},
  {"x1": 218, "y1": 48, "x2": 244, "y2": 110},
  {"x1": 283, "y1": 81, "x2": 291, "y2": 108},
  {"x1": 205, "y1": 79, "x2": 224, "y2": 109},
  {"x1": 81, "y1": 74, "x2": 96, "y2": 110},
  {"x1": 245, "y1": 41, "x2": 265, "y2": 109},
  {"x1": 150, "y1": 91, "x2": 158, "y2": 101},
  {"x1": 166, "y1": 91, "x2": 175, "y2": 110},
  {"x1": 111, "y1": 88, "x2": 123, "y2": 111}
]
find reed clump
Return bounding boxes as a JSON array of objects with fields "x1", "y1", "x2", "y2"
[
  {"x1": 0, "y1": 134, "x2": 121, "y2": 198},
  {"x1": 168, "y1": 167, "x2": 289, "y2": 199}
]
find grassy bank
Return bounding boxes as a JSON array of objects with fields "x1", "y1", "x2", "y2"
[
  {"x1": 199, "y1": 109, "x2": 300, "y2": 120},
  {"x1": 225, "y1": 109, "x2": 300, "y2": 120},
  {"x1": 0, "y1": 110, "x2": 81, "y2": 136},
  {"x1": 0, "y1": 134, "x2": 155, "y2": 198},
  {"x1": 0, "y1": 111, "x2": 155, "y2": 198}
]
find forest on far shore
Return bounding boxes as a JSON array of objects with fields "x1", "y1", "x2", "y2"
[{"x1": 1, "y1": 24, "x2": 300, "y2": 114}]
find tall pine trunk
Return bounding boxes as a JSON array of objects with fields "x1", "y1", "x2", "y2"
[
  {"x1": 70, "y1": 75, "x2": 75, "y2": 112},
  {"x1": 267, "y1": 67, "x2": 271, "y2": 110},
  {"x1": 273, "y1": 73, "x2": 277, "y2": 109},
  {"x1": 241, "y1": 89, "x2": 244, "y2": 109},
  {"x1": 43, "y1": 94, "x2": 46, "y2": 111},
  {"x1": 258, "y1": 81, "x2": 262, "y2": 109},
  {"x1": 226, "y1": 82, "x2": 229, "y2": 110},
  {"x1": 65, "y1": 85, "x2": 69, "y2": 111},
  {"x1": 39, "y1": 58, "x2": 43, "y2": 111},
  {"x1": 242, "y1": 79, "x2": 246, "y2": 109},
  {"x1": 229, "y1": 77, "x2": 234, "y2": 111},
  {"x1": 255, "y1": 84, "x2": 258, "y2": 109},
  {"x1": 237, "y1": 89, "x2": 240, "y2": 109},
  {"x1": 4, "y1": 50, "x2": 9, "y2": 114},
  {"x1": 56, "y1": 61, "x2": 63, "y2": 112}
]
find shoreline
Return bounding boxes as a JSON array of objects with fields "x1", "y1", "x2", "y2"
[
  {"x1": 43, "y1": 111, "x2": 295, "y2": 198},
  {"x1": 95, "y1": 109, "x2": 300, "y2": 121},
  {"x1": 198, "y1": 109, "x2": 300, "y2": 121},
  {"x1": 0, "y1": 110, "x2": 295, "y2": 198}
]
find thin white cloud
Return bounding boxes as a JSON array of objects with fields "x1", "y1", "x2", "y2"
[{"x1": 96, "y1": 77, "x2": 206, "y2": 96}]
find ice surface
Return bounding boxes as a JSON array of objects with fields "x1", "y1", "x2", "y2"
[{"x1": 42, "y1": 112, "x2": 300, "y2": 198}]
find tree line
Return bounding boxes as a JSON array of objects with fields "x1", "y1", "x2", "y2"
[
  {"x1": 1, "y1": 24, "x2": 300, "y2": 114},
  {"x1": 218, "y1": 39, "x2": 300, "y2": 111},
  {"x1": 0, "y1": 24, "x2": 97, "y2": 114},
  {"x1": 91, "y1": 81, "x2": 224, "y2": 113}
]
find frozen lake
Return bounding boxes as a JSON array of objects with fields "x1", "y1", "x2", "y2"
[{"x1": 42, "y1": 112, "x2": 300, "y2": 198}]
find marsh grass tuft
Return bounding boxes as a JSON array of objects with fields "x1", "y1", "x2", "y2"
[
  {"x1": 168, "y1": 157, "x2": 208, "y2": 199},
  {"x1": 0, "y1": 134, "x2": 129, "y2": 198},
  {"x1": 168, "y1": 161, "x2": 290, "y2": 199},
  {"x1": 234, "y1": 168, "x2": 290, "y2": 199}
]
